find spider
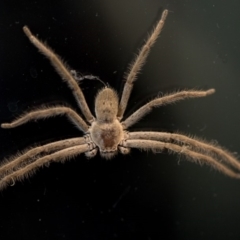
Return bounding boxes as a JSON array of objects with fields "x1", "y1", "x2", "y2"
[{"x1": 1, "y1": 9, "x2": 240, "y2": 190}]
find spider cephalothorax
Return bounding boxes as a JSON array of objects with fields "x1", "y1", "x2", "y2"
[{"x1": 1, "y1": 9, "x2": 240, "y2": 190}]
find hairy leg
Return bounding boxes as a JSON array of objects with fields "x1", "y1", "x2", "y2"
[
  {"x1": 122, "y1": 89, "x2": 215, "y2": 129},
  {"x1": 124, "y1": 139, "x2": 240, "y2": 178},
  {"x1": 118, "y1": 9, "x2": 168, "y2": 119},
  {"x1": 0, "y1": 144, "x2": 89, "y2": 190},
  {"x1": 128, "y1": 132, "x2": 240, "y2": 171},
  {"x1": 23, "y1": 26, "x2": 94, "y2": 123},
  {"x1": 1, "y1": 106, "x2": 89, "y2": 132},
  {"x1": 0, "y1": 137, "x2": 86, "y2": 177}
]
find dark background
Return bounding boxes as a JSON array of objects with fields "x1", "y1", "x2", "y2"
[{"x1": 1, "y1": 0, "x2": 240, "y2": 239}]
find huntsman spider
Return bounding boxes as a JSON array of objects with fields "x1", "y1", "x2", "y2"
[{"x1": 1, "y1": 9, "x2": 240, "y2": 190}]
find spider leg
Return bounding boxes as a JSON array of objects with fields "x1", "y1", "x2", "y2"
[
  {"x1": 1, "y1": 106, "x2": 89, "y2": 132},
  {"x1": 23, "y1": 26, "x2": 94, "y2": 123},
  {"x1": 0, "y1": 143, "x2": 89, "y2": 190},
  {"x1": 124, "y1": 139, "x2": 240, "y2": 178},
  {"x1": 128, "y1": 132, "x2": 240, "y2": 172},
  {"x1": 122, "y1": 89, "x2": 215, "y2": 129},
  {"x1": 0, "y1": 137, "x2": 86, "y2": 177},
  {"x1": 118, "y1": 9, "x2": 168, "y2": 119}
]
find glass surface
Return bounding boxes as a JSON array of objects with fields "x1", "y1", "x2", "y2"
[{"x1": 1, "y1": 0, "x2": 240, "y2": 239}]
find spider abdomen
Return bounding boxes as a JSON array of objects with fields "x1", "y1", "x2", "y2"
[{"x1": 89, "y1": 120, "x2": 124, "y2": 159}]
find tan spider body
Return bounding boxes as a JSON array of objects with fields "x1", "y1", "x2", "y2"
[
  {"x1": 1, "y1": 9, "x2": 240, "y2": 190},
  {"x1": 89, "y1": 88, "x2": 125, "y2": 159}
]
